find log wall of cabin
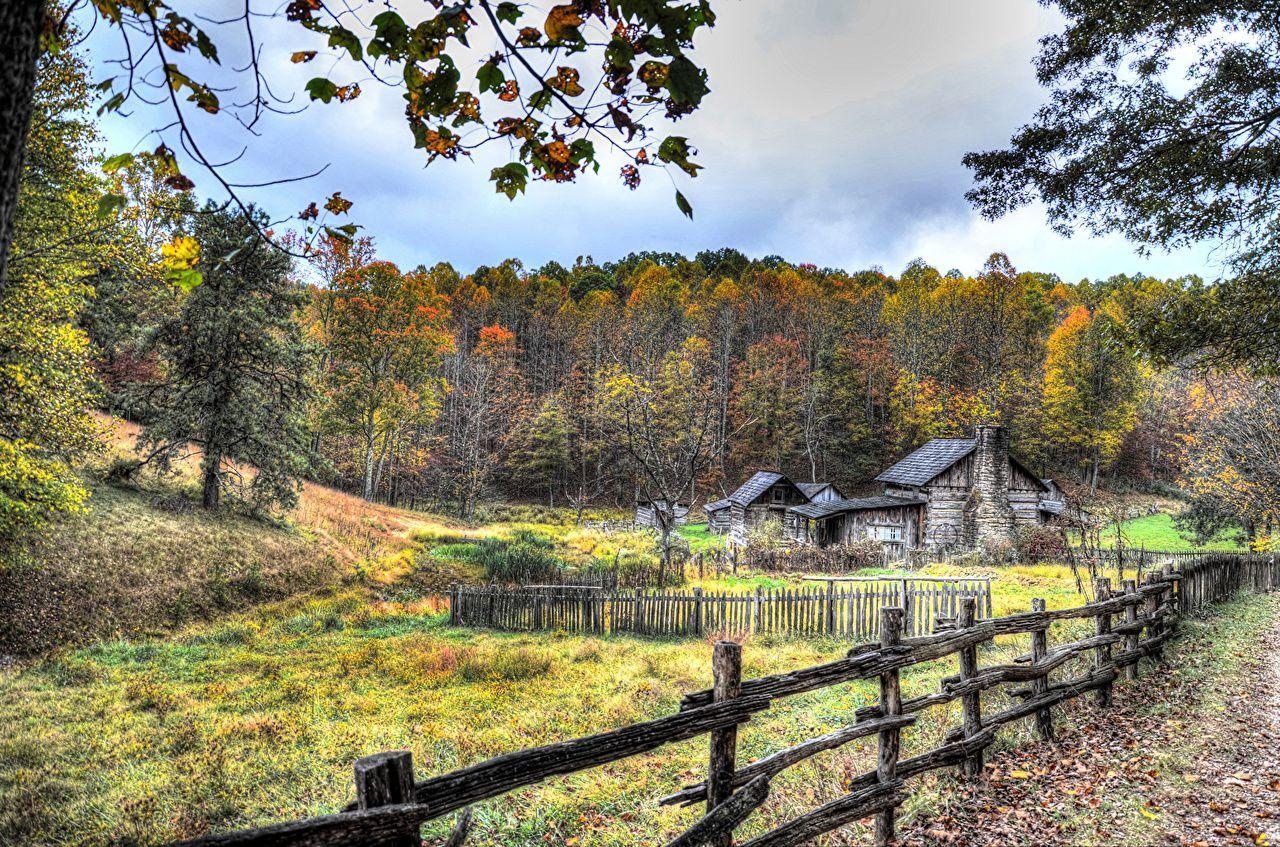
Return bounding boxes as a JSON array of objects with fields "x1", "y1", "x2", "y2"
[
  {"x1": 1008, "y1": 462, "x2": 1045, "y2": 528},
  {"x1": 917, "y1": 455, "x2": 972, "y2": 546},
  {"x1": 635, "y1": 504, "x2": 656, "y2": 528},
  {"x1": 707, "y1": 509, "x2": 730, "y2": 534},
  {"x1": 813, "y1": 505, "x2": 922, "y2": 549}
]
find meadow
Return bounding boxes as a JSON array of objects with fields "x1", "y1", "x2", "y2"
[
  {"x1": 1, "y1": 415, "x2": 1254, "y2": 846},
  {"x1": 0, "y1": 544, "x2": 1152, "y2": 847},
  {"x1": 1096, "y1": 511, "x2": 1247, "y2": 552}
]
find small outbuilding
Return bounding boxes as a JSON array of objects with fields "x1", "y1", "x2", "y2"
[
  {"x1": 634, "y1": 498, "x2": 689, "y2": 529},
  {"x1": 787, "y1": 495, "x2": 927, "y2": 559},
  {"x1": 721, "y1": 471, "x2": 811, "y2": 545},
  {"x1": 703, "y1": 498, "x2": 731, "y2": 534},
  {"x1": 796, "y1": 482, "x2": 844, "y2": 502}
]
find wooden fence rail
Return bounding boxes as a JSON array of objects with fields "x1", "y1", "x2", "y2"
[
  {"x1": 169, "y1": 554, "x2": 1280, "y2": 847},
  {"x1": 449, "y1": 578, "x2": 994, "y2": 641}
]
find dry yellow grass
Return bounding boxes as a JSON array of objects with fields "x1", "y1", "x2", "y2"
[{"x1": 0, "y1": 416, "x2": 475, "y2": 656}]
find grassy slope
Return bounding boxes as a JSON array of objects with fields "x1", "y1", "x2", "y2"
[
  {"x1": 1097, "y1": 512, "x2": 1246, "y2": 552},
  {"x1": 0, "y1": 562, "x2": 1110, "y2": 847},
  {"x1": 0, "y1": 415, "x2": 470, "y2": 656}
]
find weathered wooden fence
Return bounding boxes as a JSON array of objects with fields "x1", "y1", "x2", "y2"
[
  {"x1": 580, "y1": 518, "x2": 639, "y2": 533},
  {"x1": 449, "y1": 577, "x2": 993, "y2": 640},
  {"x1": 1067, "y1": 546, "x2": 1262, "y2": 573},
  {"x1": 167, "y1": 556, "x2": 1280, "y2": 847}
]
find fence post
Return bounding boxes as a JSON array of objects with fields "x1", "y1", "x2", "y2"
[
  {"x1": 354, "y1": 751, "x2": 418, "y2": 847},
  {"x1": 1159, "y1": 561, "x2": 1175, "y2": 654},
  {"x1": 1093, "y1": 578, "x2": 1113, "y2": 707},
  {"x1": 707, "y1": 640, "x2": 743, "y2": 847},
  {"x1": 900, "y1": 578, "x2": 912, "y2": 636},
  {"x1": 753, "y1": 585, "x2": 763, "y2": 634},
  {"x1": 1030, "y1": 598, "x2": 1053, "y2": 740},
  {"x1": 693, "y1": 587, "x2": 704, "y2": 637},
  {"x1": 1122, "y1": 578, "x2": 1138, "y2": 681},
  {"x1": 875, "y1": 607, "x2": 904, "y2": 846},
  {"x1": 825, "y1": 580, "x2": 836, "y2": 635},
  {"x1": 957, "y1": 597, "x2": 983, "y2": 778}
]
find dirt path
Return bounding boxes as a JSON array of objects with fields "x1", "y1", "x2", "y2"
[
  {"x1": 1161, "y1": 610, "x2": 1280, "y2": 847},
  {"x1": 898, "y1": 595, "x2": 1280, "y2": 847}
]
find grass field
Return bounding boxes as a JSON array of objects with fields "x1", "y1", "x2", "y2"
[
  {"x1": 5, "y1": 415, "x2": 1264, "y2": 846},
  {"x1": 0, "y1": 558, "x2": 1131, "y2": 847},
  {"x1": 1096, "y1": 512, "x2": 1246, "y2": 552}
]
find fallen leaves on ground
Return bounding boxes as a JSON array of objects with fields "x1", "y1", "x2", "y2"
[{"x1": 899, "y1": 608, "x2": 1280, "y2": 847}]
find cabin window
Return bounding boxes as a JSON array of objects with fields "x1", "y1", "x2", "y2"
[
  {"x1": 869, "y1": 523, "x2": 903, "y2": 542},
  {"x1": 771, "y1": 487, "x2": 785, "y2": 503}
]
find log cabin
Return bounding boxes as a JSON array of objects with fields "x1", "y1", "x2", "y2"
[
  {"x1": 705, "y1": 471, "x2": 841, "y2": 545},
  {"x1": 789, "y1": 426, "x2": 1062, "y2": 556}
]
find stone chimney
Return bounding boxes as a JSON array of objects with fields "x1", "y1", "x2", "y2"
[{"x1": 964, "y1": 425, "x2": 1015, "y2": 546}]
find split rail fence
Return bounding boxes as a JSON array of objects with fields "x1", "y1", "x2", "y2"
[
  {"x1": 170, "y1": 553, "x2": 1278, "y2": 847},
  {"x1": 449, "y1": 577, "x2": 994, "y2": 641}
]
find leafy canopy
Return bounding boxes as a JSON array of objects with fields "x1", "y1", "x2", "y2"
[
  {"x1": 965, "y1": 2, "x2": 1280, "y2": 371},
  {"x1": 86, "y1": 0, "x2": 716, "y2": 241}
]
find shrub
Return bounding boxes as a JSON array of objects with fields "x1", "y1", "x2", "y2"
[
  {"x1": 469, "y1": 532, "x2": 567, "y2": 584},
  {"x1": 1015, "y1": 525, "x2": 1068, "y2": 564},
  {"x1": 746, "y1": 516, "x2": 788, "y2": 550}
]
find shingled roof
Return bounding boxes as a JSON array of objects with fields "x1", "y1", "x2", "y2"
[
  {"x1": 703, "y1": 498, "x2": 730, "y2": 513},
  {"x1": 875, "y1": 438, "x2": 977, "y2": 487},
  {"x1": 796, "y1": 482, "x2": 841, "y2": 499},
  {"x1": 791, "y1": 495, "x2": 926, "y2": 520},
  {"x1": 727, "y1": 471, "x2": 790, "y2": 506}
]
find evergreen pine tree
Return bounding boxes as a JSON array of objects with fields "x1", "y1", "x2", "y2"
[{"x1": 136, "y1": 204, "x2": 312, "y2": 512}]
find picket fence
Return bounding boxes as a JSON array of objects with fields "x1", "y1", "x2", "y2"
[
  {"x1": 167, "y1": 553, "x2": 1280, "y2": 847},
  {"x1": 449, "y1": 577, "x2": 994, "y2": 641}
]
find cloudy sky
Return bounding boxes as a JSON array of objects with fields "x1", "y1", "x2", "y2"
[{"x1": 90, "y1": 1, "x2": 1221, "y2": 280}]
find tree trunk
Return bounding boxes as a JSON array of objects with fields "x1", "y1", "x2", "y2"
[
  {"x1": 0, "y1": 0, "x2": 44, "y2": 298},
  {"x1": 202, "y1": 452, "x2": 221, "y2": 510},
  {"x1": 362, "y1": 409, "x2": 377, "y2": 501}
]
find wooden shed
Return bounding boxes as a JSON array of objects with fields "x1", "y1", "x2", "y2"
[
  {"x1": 723, "y1": 471, "x2": 811, "y2": 546},
  {"x1": 634, "y1": 499, "x2": 689, "y2": 529},
  {"x1": 703, "y1": 498, "x2": 731, "y2": 534},
  {"x1": 796, "y1": 482, "x2": 844, "y2": 502}
]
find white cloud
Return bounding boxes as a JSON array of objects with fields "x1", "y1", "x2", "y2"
[{"x1": 86, "y1": 0, "x2": 1221, "y2": 281}]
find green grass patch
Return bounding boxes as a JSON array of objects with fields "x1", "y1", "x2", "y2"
[
  {"x1": 1097, "y1": 512, "x2": 1245, "y2": 552},
  {"x1": 677, "y1": 523, "x2": 722, "y2": 554}
]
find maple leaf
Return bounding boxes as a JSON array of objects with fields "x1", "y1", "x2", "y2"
[{"x1": 323, "y1": 192, "x2": 353, "y2": 215}]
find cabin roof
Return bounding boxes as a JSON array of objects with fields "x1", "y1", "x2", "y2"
[
  {"x1": 875, "y1": 438, "x2": 1049, "y2": 491},
  {"x1": 796, "y1": 482, "x2": 842, "y2": 499},
  {"x1": 703, "y1": 498, "x2": 731, "y2": 513},
  {"x1": 790, "y1": 495, "x2": 926, "y2": 520},
  {"x1": 875, "y1": 438, "x2": 977, "y2": 486},
  {"x1": 727, "y1": 471, "x2": 792, "y2": 506}
]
